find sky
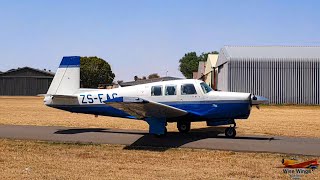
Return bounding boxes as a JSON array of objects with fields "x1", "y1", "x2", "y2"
[{"x1": 0, "y1": 0, "x2": 319, "y2": 81}]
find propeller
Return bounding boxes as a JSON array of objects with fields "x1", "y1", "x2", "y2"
[{"x1": 251, "y1": 94, "x2": 268, "y2": 109}]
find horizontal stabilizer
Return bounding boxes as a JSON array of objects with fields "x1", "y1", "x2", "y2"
[
  {"x1": 38, "y1": 94, "x2": 78, "y2": 99},
  {"x1": 104, "y1": 97, "x2": 188, "y2": 119}
]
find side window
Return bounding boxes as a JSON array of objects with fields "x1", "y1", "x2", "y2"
[
  {"x1": 200, "y1": 82, "x2": 213, "y2": 94},
  {"x1": 181, "y1": 84, "x2": 197, "y2": 95},
  {"x1": 151, "y1": 86, "x2": 162, "y2": 96},
  {"x1": 165, "y1": 85, "x2": 177, "y2": 96}
]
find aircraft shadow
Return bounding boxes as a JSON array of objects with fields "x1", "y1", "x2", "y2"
[
  {"x1": 55, "y1": 128, "x2": 110, "y2": 134},
  {"x1": 54, "y1": 128, "x2": 148, "y2": 135},
  {"x1": 54, "y1": 127, "x2": 277, "y2": 152},
  {"x1": 124, "y1": 129, "x2": 277, "y2": 152}
]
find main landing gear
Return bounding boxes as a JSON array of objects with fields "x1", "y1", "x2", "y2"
[
  {"x1": 145, "y1": 117, "x2": 167, "y2": 137},
  {"x1": 177, "y1": 121, "x2": 191, "y2": 133},
  {"x1": 224, "y1": 124, "x2": 237, "y2": 138},
  {"x1": 154, "y1": 127, "x2": 167, "y2": 137}
]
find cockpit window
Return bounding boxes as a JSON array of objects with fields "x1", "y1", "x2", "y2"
[
  {"x1": 181, "y1": 84, "x2": 197, "y2": 95},
  {"x1": 165, "y1": 85, "x2": 177, "y2": 95},
  {"x1": 200, "y1": 82, "x2": 213, "y2": 94},
  {"x1": 151, "y1": 86, "x2": 163, "y2": 96}
]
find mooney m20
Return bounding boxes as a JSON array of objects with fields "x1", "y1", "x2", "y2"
[{"x1": 43, "y1": 56, "x2": 268, "y2": 137}]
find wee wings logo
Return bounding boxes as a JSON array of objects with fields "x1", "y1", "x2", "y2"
[{"x1": 280, "y1": 158, "x2": 319, "y2": 179}]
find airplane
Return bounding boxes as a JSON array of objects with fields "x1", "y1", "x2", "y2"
[
  {"x1": 43, "y1": 56, "x2": 268, "y2": 138},
  {"x1": 282, "y1": 158, "x2": 319, "y2": 169}
]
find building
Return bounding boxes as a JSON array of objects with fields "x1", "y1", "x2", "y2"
[
  {"x1": 216, "y1": 46, "x2": 320, "y2": 104},
  {"x1": 119, "y1": 76, "x2": 182, "y2": 87},
  {"x1": 203, "y1": 54, "x2": 218, "y2": 89},
  {"x1": 192, "y1": 61, "x2": 206, "y2": 79},
  {"x1": 0, "y1": 67, "x2": 54, "y2": 96},
  {"x1": 192, "y1": 72, "x2": 198, "y2": 79},
  {"x1": 193, "y1": 55, "x2": 219, "y2": 90}
]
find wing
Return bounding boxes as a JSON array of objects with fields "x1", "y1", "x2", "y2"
[{"x1": 104, "y1": 97, "x2": 188, "y2": 119}]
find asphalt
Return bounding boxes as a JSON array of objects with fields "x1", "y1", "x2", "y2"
[{"x1": 0, "y1": 125, "x2": 319, "y2": 156}]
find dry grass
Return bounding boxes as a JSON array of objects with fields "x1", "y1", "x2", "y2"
[
  {"x1": 0, "y1": 139, "x2": 319, "y2": 179},
  {"x1": 1, "y1": 96, "x2": 320, "y2": 137},
  {"x1": 1, "y1": 97, "x2": 320, "y2": 179}
]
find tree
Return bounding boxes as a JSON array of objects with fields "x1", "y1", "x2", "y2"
[
  {"x1": 179, "y1": 52, "x2": 200, "y2": 79},
  {"x1": 148, "y1": 73, "x2": 160, "y2": 79},
  {"x1": 134, "y1": 75, "x2": 139, "y2": 81},
  {"x1": 142, "y1": 76, "x2": 147, "y2": 80},
  {"x1": 80, "y1": 56, "x2": 115, "y2": 88},
  {"x1": 179, "y1": 51, "x2": 219, "y2": 78}
]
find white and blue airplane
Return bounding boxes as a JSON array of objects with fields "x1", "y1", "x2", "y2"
[{"x1": 43, "y1": 56, "x2": 268, "y2": 137}]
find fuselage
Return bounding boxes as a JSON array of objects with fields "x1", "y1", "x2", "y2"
[{"x1": 44, "y1": 79, "x2": 252, "y2": 122}]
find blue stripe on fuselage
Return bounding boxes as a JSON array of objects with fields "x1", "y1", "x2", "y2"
[
  {"x1": 163, "y1": 101, "x2": 251, "y2": 119},
  {"x1": 48, "y1": 100, "x2": 251, "y2": 120}
]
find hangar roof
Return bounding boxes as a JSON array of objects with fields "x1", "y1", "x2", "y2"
[
  {"x1": 0, "y1": 67, "x2": 55, "y2": 78},
  {"x1": 217, "y1": 46, "x2": 320, "y2": 66},
  {"x1": 222, "y1": 46, "x2": 320, "y2": 59}
]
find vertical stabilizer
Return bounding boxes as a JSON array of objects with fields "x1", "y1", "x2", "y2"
[{"x1": 47, "y1": 56, "x2": 80, "y2": 95}]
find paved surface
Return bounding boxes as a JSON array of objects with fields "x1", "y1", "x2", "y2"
[{"x1": 0, "y1": 125, "x2": 319, "y2": 156}]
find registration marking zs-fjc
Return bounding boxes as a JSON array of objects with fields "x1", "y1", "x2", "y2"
[{"x1": 80, "y1": 93, "x2": 118, "y2": 104}]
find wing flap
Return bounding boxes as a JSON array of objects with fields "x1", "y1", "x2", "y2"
[{"x1": 104, "y1": 97, "x2": 187, "y2": 119}]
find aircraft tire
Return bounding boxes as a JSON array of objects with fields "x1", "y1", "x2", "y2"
[
  {"x1": 177, "y1": 121, "x2": 191, "y2": 133},
  {"x1": 225, "y1": 127, "x2": 236, "y2": 138}
]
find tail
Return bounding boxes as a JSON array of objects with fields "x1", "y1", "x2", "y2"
[{"x1": 47, "y1": 56, "x2": 80, "y2": 95}]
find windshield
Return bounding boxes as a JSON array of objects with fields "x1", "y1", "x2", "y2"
[{"x1": 200, "y1": 82, "x2": 213, "y2": 94}]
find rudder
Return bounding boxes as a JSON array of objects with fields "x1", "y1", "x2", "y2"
[{"x1": 47, "y1": 56, "x2": 80, "y2": 95}]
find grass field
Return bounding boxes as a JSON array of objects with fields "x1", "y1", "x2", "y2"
[
  {"x1": 1, "y1": 96, "x2": 320, "y2": 137},
  {"x1": 0, "y1": 96, "x2": 320, "y2": 179},
  {"x1": 0, "y1": 139, "x2": 319, "y2": 179}
]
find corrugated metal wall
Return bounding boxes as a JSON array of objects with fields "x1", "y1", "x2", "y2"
[
  {"x1": 0, "y1": 77, "x2": 52, "y2": 96},
  {"x1": 224, "y1": 58, "x2": 320, "y2": 104},
  {"x1": 217, "y1": 63, "x2": 228, "y2": 91},
  {"x1": 217, "y1": 50, "x2": 229, "y2": 91}
]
